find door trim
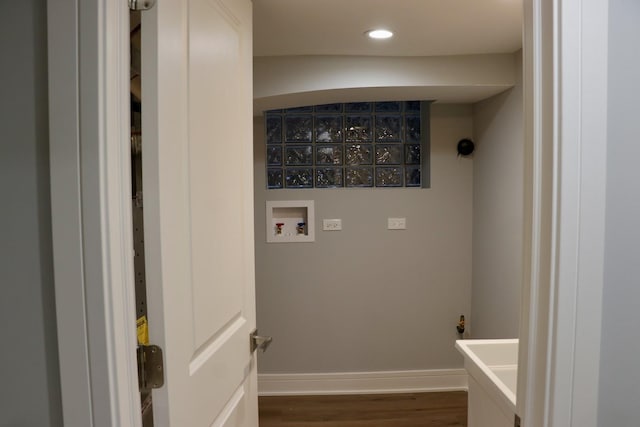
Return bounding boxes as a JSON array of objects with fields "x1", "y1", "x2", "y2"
[
  {"x1": 518, "y1": 1, "x2": 555, "y2": 424},
  {"x1": 546, "y1": 2, "x2": 609, "y2": 425},
  {"x1": 48, "y1": 0, "x2": 610, "y2": 426},
  {"x1": 47, "y1": 0, "x2": 92, "y2": 424},
  {"x1": 519, "y1": 0, "x2": 609, "y2": 426},
  {"x1": 48, "y1": 0, "x2": 141, "y2": 426}
]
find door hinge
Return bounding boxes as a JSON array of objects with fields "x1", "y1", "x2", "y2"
[
  {"x1": 514, "y1": 414, "x2": 522, "y2": 427},
  {"x1": 129, "y1": 0, "x2": 156, "y2": 11},
  {"x1": 137, "y1": 345, "x2": 164, "y2": 390}
]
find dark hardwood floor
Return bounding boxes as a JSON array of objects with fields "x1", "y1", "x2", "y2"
[{"x1": 258, "y1": 391, "x2": 468, "y2": 426}]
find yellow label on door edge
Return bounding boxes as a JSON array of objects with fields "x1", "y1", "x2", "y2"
[{"x1": 136, "y1": 315, "x2": 149, "y2": 346}]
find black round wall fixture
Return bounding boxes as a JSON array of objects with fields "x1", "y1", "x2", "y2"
[{"x1": 457, "y1": 138, "x2": 475, "y2": 157}]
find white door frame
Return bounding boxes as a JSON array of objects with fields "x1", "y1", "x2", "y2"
[
  {"x1": 47, "y1": 0, "x2": 610, "y2": 426},
  {"x1": 47, "y1": 0, "x2": 141, "y2": 426},
  {"x1": 519, "y1": 0, "x2": 608, "y2": 426}
]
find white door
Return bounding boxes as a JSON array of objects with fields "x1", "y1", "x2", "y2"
[{"x1": 141, "y1": 0, "x2": 258, "y2": 425}]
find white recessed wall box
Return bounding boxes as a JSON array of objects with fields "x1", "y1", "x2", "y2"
[{"x1": 266, "y1": 200, "x2": 315, "y2": 243}]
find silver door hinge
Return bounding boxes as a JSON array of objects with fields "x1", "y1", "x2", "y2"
[
  {"x1": 129, "y1": 0, "x2": 156, "y2": 11},
  {"x1": 137, "y1": 345, "x2": 164, "y2": 390}
]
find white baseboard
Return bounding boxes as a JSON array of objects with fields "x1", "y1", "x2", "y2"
[{"x1": 258, "y1": 369, "x2": 468, "y2": 396}]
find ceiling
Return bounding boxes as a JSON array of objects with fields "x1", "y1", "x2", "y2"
[{"x1": 253, "y1": 0, "x2": 523, "y2": 58}]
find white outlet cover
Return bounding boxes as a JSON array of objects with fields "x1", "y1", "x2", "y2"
[
  {"x1": 387, "y1": 217, "x2": 406, "y2": 230},
  {"x1": 323, "y1": 218, "x2": 342, "y2": 231}
]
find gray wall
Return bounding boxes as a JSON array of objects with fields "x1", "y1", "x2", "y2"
[
  {"x1": 598, "y1": 0, "x2": 640, "y2": 424},
  {"x1": 470, "y1": 52, "x2": 523, "y2": 338},
  {"x1": 254, "y1": 104, "x2": 473, "y2": 373},
  {"x1": 0, "y1": 1, "x2": 63, "y2": 426}
]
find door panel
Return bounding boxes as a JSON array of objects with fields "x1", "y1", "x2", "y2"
[
  {"x1": 142, "y1": 0, "x2": 257, "y2": 425},
  {"x1": 188, "y1": 0, "x2": 246, "y2": 353}
]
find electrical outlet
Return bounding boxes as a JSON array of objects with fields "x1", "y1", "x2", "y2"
[
  {"x1": 387, "y1": 217, "x2": 406, "y2": 230},
  {"x1": 323, "y1": 219, "x2": 342, "y2": 231}
]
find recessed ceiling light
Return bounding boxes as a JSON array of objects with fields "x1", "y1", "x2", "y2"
[{"x1": 366, "y1": 29, "x2": 393, "y2": 40}]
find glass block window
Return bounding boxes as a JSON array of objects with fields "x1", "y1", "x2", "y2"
[{"x1": 265, "y1": 101, "x2": 428, "y2": 189}]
